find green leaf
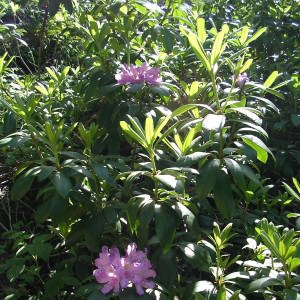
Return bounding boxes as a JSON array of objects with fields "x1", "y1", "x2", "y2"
[
  {"x1": 53, "y1": 172, "x2": 72, "y2": 198},
  {"x1": 179, "y1": 243, "x2": 211, "y2": 272},
  {"x1": 46, "y1": 67, "x2": 58, "y2": 81},
  {"x1": 246, "y1": 27, "x2": 267, "y2": 45},
  {"x1": 264, "y1": 71, "x2": 279, "y2": 88},
  {"x1": 175, "y1": 203, "x2": 196, "y2": 228},
  {"x1": 211, "y1": 29, "x2": 226, "y2": 65},
  {"x1": 35, "y1": 83, "x2": 49, "y2": 96},
  {"x1": 27, "y1": 243, "x2": 52, "y2": 262},
  {"x1": 197, "y1": 159, "x2": 220, "y2": 199},
  {"x1": 229, "y1": 107, "x2": 262, "y2": 124},
  {"x1": 283, "y1": 289, "x2": 300, "y2": 300},
  {"x1": 239, "y1": 26, "x2": 249, "y2": 44},
  {"x1": 202, "y1": 114, "x2": 226, "y2": 131},
  {"x1": 191, "y1": 281, "x2": 215, "y2": 293},
  {"x1": 216, "y1": 285, "x2": 226, "y2": 300},
  {"x1": 120, "y1": 121, "x2": 147, "y2": 149},
  {"x1": 11, "y1": 175, "x2": 34, "y2": 201},
  {"x1": 61, "y1": 66, "x2": 70, "y2": 78},
  {"x1": 155, "y1": 174, "x2": 183, "y2": 192},
  {"x1": 7, "y1": 263, "x2": 25, "y2": 281},
  {"x1": 224, "y1": 158, "x2": 246, "y2": 188},
  {"x1": 240, "y1": 59, "x2": 253, "y2": 73},
  {"x1": 188, "y1": 32, "x2": 211, "y2": 71},
  {"x1": 290, "y1": 258, "x2": 300, "y2": 272},
  {"x1": 242, "y1": 135, "x2": 272, "y2": 163},
  {"x1": 145, "y1": 116, "x2": 154, "y2": 145},
  {"x1": 189, "y1": 81, "x2": 200, "y2": 97},
  {"x1": 197, "y1": 18, "x2": 206, "y2": 43},
  {"x1": 182, "y1": 127, "x2": 196, "y2": 154},
  {"x1": 283, "y1": 182, "x2": 300, "y2": 202},
  {"x1": 247, "y1": 277, "x2": 281, "y2": 292},
  {"x1": 157, "y1": 250, "x2": 177, "y2": 286},
  {"x1": 177, "y1": 152, "x2": 210, "y2": 167},
  {"x1": 152, "y1": 116, "x2": 170, "y2": 143},
  {"x1": 214, "y1": 170, "x2": 234, "y2": 218},
  {"x1": 172, "y1": 104, "x2": 197, "y2": 117},
  {"x1": 38, "y1": 166, "x2": 56, "y2": 181},
  {"x1": 3, "y1": 111, "x2": 17, "y2": 135},
  {"x1": 293, "y1": 177, "x2": 300, "y2": 193},
  {"x1": 155, "y1": 205, "x2": 176, "y2": 252},
  {"x1": 127, "y1": 115, "x2": 146, "y2": 139},
  {"x1": 150, "y1": 85, "x2": 169, "y2": 96},
  {"x1": 265, "y1": 87, "x2": 285, "y2": 100}
]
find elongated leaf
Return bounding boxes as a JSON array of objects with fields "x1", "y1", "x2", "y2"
[
  {"x1": 233, "y1": 119, "x2": 268, "y2": 137},
  {"x1": 174, "y1": 132, "x2": 183, "y2": 152},
  {"x1": 120, "y1": 121, "x2": 147, "y2": 148},
  {"x1": 247, "y1": 277, "x2": 281, "y2": 292},
  {"x1": 242, "y1": 135, "x2": 273, "y2": 163},
  {"x1": 293, "y1": 177, "x2": 300, "y2": 193},
  {"x1": 264, "y1": 71, "x2": 279, "y2": 88},
  {"x1": 230, "y1": 107, "x2": 262, "y2": 125},
  {"x1": 214, "y1": 170, "x2": 235, "y2": 218},
  {"x1": 155, "y1": 174, "x2": 183, "y2": 192},
  {"x1": 188, "y1": 32, "x2": 211, "y2": 71},
  {"x1": 224, "y1": 158, "x2": 246, "y2": 189},
  {"x1": 283, "y1": 182, "x2": 300, "y2": 202},
  {"x1": 172, "y1": 104, "x2": 197, "y2": 117},
  {"x1": 189, "y1": 81, "x2": 200, "y2": 97},
  {"x1": 182, "y1": 127, "x2": 196, "y2": 154},
  {"x1": 239, "y1": 26, "x2": 249, "y2": 44},
  {"x1": 152, "y1": 116, "x2": 170, "y2": 143},
  {"x1": 250, "y1": 96, "x2": 279, "y2": 113},
  {"x1": 266, "y1": 87, "x2": 285, "y2": 100},
  {"x1": 177, "y1": 152, "x2": 210, "y2": 167},
  {"x1": 216, "y1": 285, "x2": 226, "y2": 300},
  {"x1": 211, "y1": 30, "x2": 225, "y2": 65},
  {"x1": 246, "y1": 27, "x2": 267, "y2": 45},
  {"x1": 7, "y1": 263, "x2": 25, "y2": 281},
  {"x1": 61, "y1": 66, "x2": 70, "y2": 78},
  {"x1": 197, "y1": 18, "x2": 206, "y2": 43},
  {"x1": 197, "y1": 159, "x2": 220, "y2": 199},
  {"x1": 202, "y1": 114, "x2": 226, "y2": 131},
  {"x1": 35, "y1": 83, "x2": 49, "y2": 96},
  {"x1": 46, "y1": 67, "x2": 58, "y2": 81},
  {"x1": 155, "y1": 205, "x2": 176, "y2": 253},
  {"x1": 53, "y1": 172, "x2": 72, "y2": 198},
  {"x1": 240, "y1": 59, "x2": 253, "y2": 73},
  {"x1": 145, "y1": 116, "x2": 154, "y2": 145},
  {"x1": 127, "y1": 115, "x2": 146, "y2": 139},
  {"x1": 11, "y1": 175, "x2": 34, "y2": 201}
]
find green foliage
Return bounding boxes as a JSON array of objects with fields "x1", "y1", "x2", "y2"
[{"x1": 0, "y1": 0, "x2": 299, "y2": 299}]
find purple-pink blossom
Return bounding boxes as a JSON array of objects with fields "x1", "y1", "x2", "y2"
[
  {"x1": 115, "y1": 62, "x2": 162, "y2": 85},
  {"x1": 237, "y1": 72, "x2": 249, "y2": 88},
  {"x1": 93, "y1": 243, "x2": 156, "y2": 296}
]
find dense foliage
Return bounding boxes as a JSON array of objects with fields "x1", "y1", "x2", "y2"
[{"x1": 0, "y1": 0, "x2": 299, "y2": 299}]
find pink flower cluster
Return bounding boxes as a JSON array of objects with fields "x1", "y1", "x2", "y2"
[
  {"x1": 237, "y1": 72, "x2": 249, "y2": 88},
  {"x1": 93, "y1": 243, "x2": 156, "y2": 296},
  {"x1": 115, "y1": 62, "x2": 161, "y2": 85}
]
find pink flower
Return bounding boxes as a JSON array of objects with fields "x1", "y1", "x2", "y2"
[
  {"x1": 93, "y1": 246, "x2": 123, "y2": 294},
  {"x1": 115, "y1": 63, "x2": 161, "y2": 85},
  {"x1": 93, "y1": 243, "x2": 156, "y2": 296},
  {"x1": 124, "y1": 243, "x2": 156, "y2": 295},
  {"x1": 237, "y1": 72, "x2": 249, "y2": 88}
]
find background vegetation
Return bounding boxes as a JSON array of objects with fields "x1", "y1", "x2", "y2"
[{"x1": 0, "y1": 0, "x2": 299, "y2": 299}]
